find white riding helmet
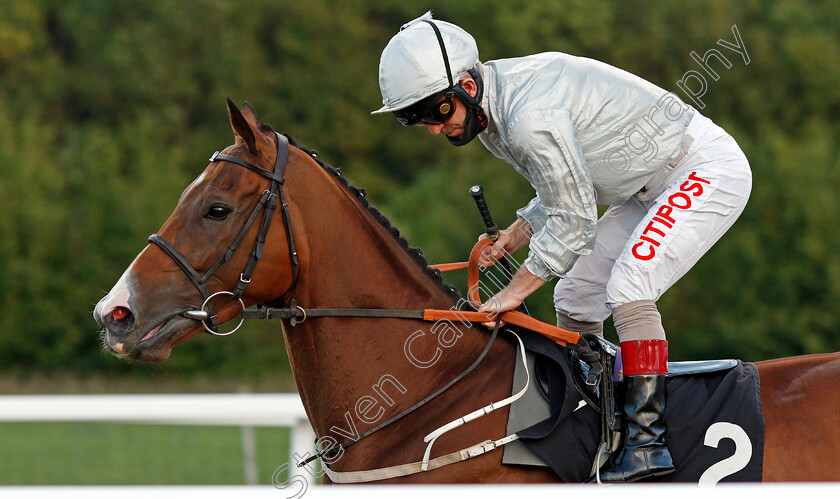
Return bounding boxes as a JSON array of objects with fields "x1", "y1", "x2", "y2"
[{"x1": 372, "y1": 12, "x2": 479, "y2": 114}]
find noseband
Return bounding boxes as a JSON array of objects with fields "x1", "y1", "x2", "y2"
[{"x1": 148, "y1": 133, "x2": 299, "y2": 334}]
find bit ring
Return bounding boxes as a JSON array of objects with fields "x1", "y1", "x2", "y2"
[{"x1": 200, "y1": 291, "x2": 245, "y2": 336}]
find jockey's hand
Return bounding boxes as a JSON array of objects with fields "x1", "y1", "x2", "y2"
[
  {"x1": 475, "y1": 266, "x2": 548, "y2": 329},
  {"x1": 476, "y1": 218, "x2": 533, "y2": 267},
  {"x1": 477, "y1": 231, "x2": 515, "y2": 267},
  {"x1": 477, "y1": 291, "x2": 523, "y2": 328}
]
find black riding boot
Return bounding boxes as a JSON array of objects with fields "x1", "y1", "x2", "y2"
[{"x1": 596, "y1": 340, "x2": 675, "y2": 483}]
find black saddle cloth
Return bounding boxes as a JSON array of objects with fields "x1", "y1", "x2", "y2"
[{"x1": 512, "y1": 328, "x2": 765, "y2": 483}]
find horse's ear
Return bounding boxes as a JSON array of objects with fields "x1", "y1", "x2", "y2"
[
  {"x1": 227, "y1": 97, "x2": 258, "y2": 155},
  {"x1": 241, "y1": 101, "x2": 259, "y2": 124}
]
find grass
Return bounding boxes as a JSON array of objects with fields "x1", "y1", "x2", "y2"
[
  {"x1": 0, "y1": 373, "x2": 302, "y2": 484},
  {"x1": 0, "y1": 422, "x2": 291, "y2": 485},
  {"x1": 0, "y1": 373, "x2": 298, "y2": 395}
]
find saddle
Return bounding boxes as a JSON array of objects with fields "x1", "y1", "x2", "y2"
[
  {"x1": 502, "y1": 330, "x2": 762, "y2": 482},
  {"x1": 559, "y1": 335, "x2": 738, "y2": 461}
]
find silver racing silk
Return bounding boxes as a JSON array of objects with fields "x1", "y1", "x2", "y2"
[{"x1": 477, "y1": 54, "x2": 695, "y2": 280}]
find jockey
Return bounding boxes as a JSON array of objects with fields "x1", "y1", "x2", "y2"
[{"x1": 372, "y1": 12, "x2": 752, "y2": 482}]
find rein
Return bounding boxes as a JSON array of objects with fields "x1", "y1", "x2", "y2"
[{"x1": 240, "y1": 239, "x2": 582, "y2": 347}]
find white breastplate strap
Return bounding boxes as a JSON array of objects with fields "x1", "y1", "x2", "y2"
[{"x1": 323, "y1": 331, "x2": 530, "y2": 484}]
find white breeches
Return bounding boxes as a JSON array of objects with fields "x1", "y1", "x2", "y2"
[{"x1": 554, "y1": 112, "x2": 752, "y2": 328}]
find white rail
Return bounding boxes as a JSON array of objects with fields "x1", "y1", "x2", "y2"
[{"x1": 0, "y1": 393, "x2": 315, "y2": 485}]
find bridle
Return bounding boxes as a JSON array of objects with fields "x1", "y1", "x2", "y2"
[{"x1": 148, "y1": 132, "x2": 299, "y2": 335}]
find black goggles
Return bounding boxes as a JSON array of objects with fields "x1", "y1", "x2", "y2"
[{"x1": 393, "y1": 90, "x2": 456, "y2": 126}]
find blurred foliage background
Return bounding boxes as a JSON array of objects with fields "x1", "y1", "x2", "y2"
[{"x1": 1, "y1": 0, "x2": 839, "y2": 389}]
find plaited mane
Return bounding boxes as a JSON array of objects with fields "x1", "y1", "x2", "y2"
[{"x1": 256, "y1": 123, "x2": 462, "y2": 303}]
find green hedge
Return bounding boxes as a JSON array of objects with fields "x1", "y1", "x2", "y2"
[{"x1": 1, "y1": 0, "x2": 839, "y2": 378}]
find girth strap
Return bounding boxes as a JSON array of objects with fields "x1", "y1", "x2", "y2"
[{"x1": 324, "y1": 434, "x2": 521, "y2": 483}]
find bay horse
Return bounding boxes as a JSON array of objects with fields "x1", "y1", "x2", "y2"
[{"x1": 94, "y1": 100, "x2": 840, "y2": 483}]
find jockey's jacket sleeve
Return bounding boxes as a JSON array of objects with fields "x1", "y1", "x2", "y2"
[
  {"x1": 509, "y1": 109, "x2": 597, "y2": 281},
  {"x1": 476, "y1": 54, "x2": 695, "y2": 280}
]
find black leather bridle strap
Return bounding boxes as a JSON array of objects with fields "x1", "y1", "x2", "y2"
[
  {"x1": 148, "y1": 132, "x2": 296, "y2": 333},
  {"x1": 147, "y1": 234, "x2": 210, "y2": 296},
  {"x1": 232, "y1": 186, "x2": 278, "y2": 298},
  {"x1": 207, "y1": 188, "x2": 274, "y2": 278},
  {"x1": 209, "y1": 151, "x2": 284, "y2": 183},
  {"x1": 218, "y1": 133, "x2": 295, "y2": 299},
  {"x1": 277, "y1": 186, "x2": 299, "y2": 291},
  {"x1": 148, "y1": 233, "x2": 221, "y2": 331}
]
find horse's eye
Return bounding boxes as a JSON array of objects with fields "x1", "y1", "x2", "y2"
[{"x1": 205, "y1": 205, "x2": 231, "y2": 221}]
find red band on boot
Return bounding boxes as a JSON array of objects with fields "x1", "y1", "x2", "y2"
[{"x1": 621, "y1": 340, "x2": 668, "y2": 375}]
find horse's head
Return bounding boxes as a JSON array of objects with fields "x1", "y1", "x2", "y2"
[{"x1": 93, "y1": 99, "x2": 299, "y2": 362}]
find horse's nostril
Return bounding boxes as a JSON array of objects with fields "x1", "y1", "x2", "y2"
[
  {"x1": 112, "y1": 306, "x2": 130, "y2": 322},
  {"x1": 105, "y1": 306, "x2": 135, "y2": 336}
]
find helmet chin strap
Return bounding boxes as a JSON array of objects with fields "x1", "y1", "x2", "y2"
[
  {"x1": 447, "y1": 109, "x2": 483, "y2": 146},
  {"x1": 448, "y1": 67, "x2": 488, "y2": 147}
]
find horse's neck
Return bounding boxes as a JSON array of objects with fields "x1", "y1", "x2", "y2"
[
  {"x1": 285, "y1": 153, "x2": 453, "y2": 311},
  {"x1": 301, "y1": 193, "x2": 443, "y2": 310},
  {"x1": 281, "y1": 159, "x2": 512, "y2": 451}
]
